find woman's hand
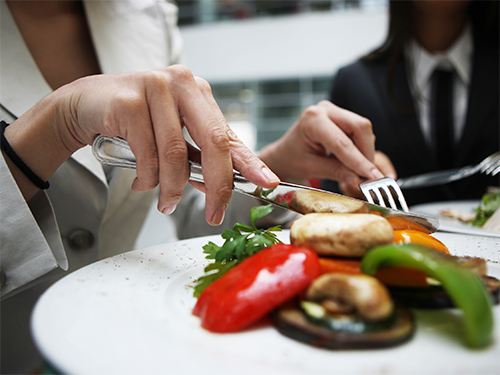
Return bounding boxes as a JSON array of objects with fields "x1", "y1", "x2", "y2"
[
  {"x1": 258, "y1": 101, "x2": 384, "y2": 192},
  {"x1": 6, "y1": 65, "x2": 279, "y2": 225},
  {"x1": 339, "y1": 151, "x2": 398, "y2": 199}
]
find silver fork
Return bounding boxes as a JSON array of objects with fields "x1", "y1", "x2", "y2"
[
  {"x1": 359, "y1": 151, "x2": 500, "y2": 212},
  {"x1": 359, "y1": 177, "x2": 410, "y2": 212},
  {"x1": 397, "y1": 151, "x2": 500, "y2": 189}
]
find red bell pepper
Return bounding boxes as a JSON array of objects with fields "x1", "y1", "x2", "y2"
[{"x1": 193, "y1": 243, "x2": 321, "y2": 333}]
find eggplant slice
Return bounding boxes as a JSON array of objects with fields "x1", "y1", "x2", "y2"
[
  {"x1": 271, "y1": 301, "x2": 415, "y2": 350},
  {"x1": 388, "y1": 276, "x2": 500, "y2": 309}
]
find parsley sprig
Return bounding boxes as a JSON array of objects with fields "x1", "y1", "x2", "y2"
[{"x1": 193, "y1": 204, "x2": 282, "y2": 297}]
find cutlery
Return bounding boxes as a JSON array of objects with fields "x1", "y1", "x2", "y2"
[
  {"x1": 359, "y1": 177, "x2": 500, "y2": 238},
  {"x1": 359, "y1": 177, "x2": 410, "y2": 212},
  {"x1": 92, "y1": 135, "x2": 439, "y2": 233},
  {"x1": 397, "y1": 152, "x2": 500, "y2": 189}
]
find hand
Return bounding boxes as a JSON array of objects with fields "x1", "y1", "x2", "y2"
[
  {"x1": 258, "y1": 101, "x2": 384, "y2": 189},
  {"x1": 7, "y1": 65, "x2": 279, "y2": 225},
  {"x1": 339, "y1": 151, "x2": 398, "y2": 199}
]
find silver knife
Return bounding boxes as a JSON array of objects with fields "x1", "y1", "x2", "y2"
[{"x1": 92, "y1": 135, "x2": 439, "y2": 233}]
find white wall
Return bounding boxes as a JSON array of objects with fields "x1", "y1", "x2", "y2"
[{"x1": 180, "y1": 9, "x2": 388, "y2": 83}]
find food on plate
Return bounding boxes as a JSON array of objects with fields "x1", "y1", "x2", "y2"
[
  {"x1": 440, "y1": 188, "x2": 500, "y2": 231},
  {"x1": 271, "y1": 272, "x2": 415, "y2": 349},
  {"x1": 193, "y1": 204, "x2": 282, "y2": 297},
  {"x1": 290, "y1": 213, "x2": 393, "y2": 257},
  {"x1": 384, "y1": 216, "x2": 433, "y2": 234},
  {"x1": 193, "y1": 206, "x2": 495, "y2": 350},
  {"x1": 361, "y1": 244, "x2": 494, "y2": 348},
  {"x1": 318, "y1": 257, "x2": 429, "y2": 287},
  {"x1": 304, "y1": 273, "x2": 394, "y2": 321},
  {"x1": 192, "y1": 243, "x2": 321, "y2": 333},
  {"x1": 271, "y1": 301, "x2": 414, "y2": 350},
  {"x1": 386, "y1": 256, "x2": 500, "y2": 308},
  {"x1": 440, "y1": 208, "x2": 476, "y2": 223},
  {"x1": 471, "y1": 188, "x2": 500, "y2": 228},
  {"x1": 291, "y1": 189, "x2": 369, "y2": 214},
  {"x1": 393, "y1": 229, "x2": 449, "y2": 254}
]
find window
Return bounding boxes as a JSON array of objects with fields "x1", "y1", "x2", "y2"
[{"x1": 211, "y1": 76, "x2": 332, "y2": 151}]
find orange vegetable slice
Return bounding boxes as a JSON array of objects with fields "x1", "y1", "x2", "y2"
[
  {"x1": 393, "y1": 230, "x2": 450, "y2": 254},
  {"x1": 319, "y1": 257, "x2": 428, "y2": 287},
  {"x1": 386, "y1": 217, "x2": 432, "y2": 234},
  {"x1": 319, "y1": 258, "x2": 361, "y2": 275}
]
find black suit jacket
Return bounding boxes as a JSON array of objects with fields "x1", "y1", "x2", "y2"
[{"x1": 322, "y1": 36, "x2": 499, "y2": 206}]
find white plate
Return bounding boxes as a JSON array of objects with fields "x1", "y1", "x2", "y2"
[
  {"x1": 32, "y1": 231, "x2": 500, "y2": 375},
  {"x1": 412, "y1": 200, "x2": 500, "y2": 238}
]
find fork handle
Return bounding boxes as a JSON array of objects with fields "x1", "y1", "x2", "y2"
[{"x1": 397, "y1": 166, "x2": 477, "y2": 189}]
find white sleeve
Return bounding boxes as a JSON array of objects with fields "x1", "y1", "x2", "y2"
[{"x1": 0, "y1": 152, "x2": 67, "y2": 300}]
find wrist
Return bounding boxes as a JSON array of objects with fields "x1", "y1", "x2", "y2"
[{"x1": 3, "y1": 89, "x2": 83, "y2": 198}]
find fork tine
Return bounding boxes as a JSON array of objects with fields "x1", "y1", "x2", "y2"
[
  {"x1": 483, "y1": 157, "x2": 500, "y2": 175},
  {"x1": 372, "y1": 188, "x2": 387, "y2": 208},
  {"x1": 480, "y1": 152, "x2": 500, "y2": 173},
  {"x1": 489, "y1": 163, "x2": 500, "y2": 176},
  {"x1": 385, "y1": 178, "x2": 410, "y2": 212},
  {"x1": 359, "y1": 178, "x2": 410, "y2": 213}
]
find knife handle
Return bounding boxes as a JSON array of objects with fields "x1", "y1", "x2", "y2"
[{"x1": 92, "y1": 135, "x2": 205, "y2": 184}]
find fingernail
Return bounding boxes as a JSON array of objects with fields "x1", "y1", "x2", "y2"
[
  {"x1": 161, "y1": 205, "x2": 177, "y2": 215},
  {"x1": 262, "y1": 167, "x2": 280, "y2": 184},
  {"x1": 371, "y1": 168, "x2": 385, "y2": 179},
  {"x1": 211, "y1": 204, "x2": 227, "y2": 226}
]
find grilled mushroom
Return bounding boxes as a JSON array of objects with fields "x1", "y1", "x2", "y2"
[
  {"x1": 305, "y1": 273, "x2": 394, "y2": 322},
  {"x1": 290, "y1": 213, "x2": 394, "y2": 257}
]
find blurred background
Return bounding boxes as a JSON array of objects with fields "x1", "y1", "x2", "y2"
[{"x1": 178, "y1": 0, "x2": 387, "y2": 151}]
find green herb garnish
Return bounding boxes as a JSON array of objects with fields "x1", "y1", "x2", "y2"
[
  {"x1": 193, "y1": 205, "x2": 282, "y2": 297},
  {"x1": 471, "y1": 189, "x2": 500, "y2": 227}
]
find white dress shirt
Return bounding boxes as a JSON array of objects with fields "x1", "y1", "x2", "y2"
[{"x1": 405, "y1": 23, "x2": 473, "y2": 146}]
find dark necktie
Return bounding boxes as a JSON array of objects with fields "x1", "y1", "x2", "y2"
[{"x1": 430, "y1": 68, "x2": 455, "y2": 170}]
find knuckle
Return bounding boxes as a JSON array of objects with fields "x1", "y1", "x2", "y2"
[
  {"x1": 207, "y1": 126, "x2": 230, "y2": 151},
  {"x1": 333, "y1": 134, "x2": 353, "y2": 150},
  {"x1": 143, "y1": 70, "x2": 167, "y2": 88},
  {"x1": 166, "y1": 65, "x2": 195, "y2": 86},
  {"x1": 318, "y1": 100, "x2": 333, "y2": 108},
  {"x1": 194, "y1": 77, "x2": 212, "y2": 95},
  {"x1": 140, "y1": 152, "x2": 160, "y2": 175},
  {"x1": 212, "y1": 183, "x2": 233, "y2": 201},
  {"x1": 357, "y1": 117, "x2": 373, "y2": 133},
  {"x1": 302, "y1": 105, "x2": 322, "y2": 119},
  {"x1": 165, "y1": 187, "x2": 184, "y2": 202},
  {"x1": 162, "y1": 142, "x2": 188, "y2": 165}
]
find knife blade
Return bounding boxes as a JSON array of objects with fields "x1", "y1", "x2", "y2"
[{"x1": 92, "y1": 135, "x2": 439, "y2": 233}]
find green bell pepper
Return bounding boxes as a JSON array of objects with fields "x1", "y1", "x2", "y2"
[{"x1": 360, "y1": 244, "x2": 494, "y2": 348}]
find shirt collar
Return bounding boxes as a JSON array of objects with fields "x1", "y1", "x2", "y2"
[{"x1": 406, "y1": 23, "x2": 473, "y2": 93}]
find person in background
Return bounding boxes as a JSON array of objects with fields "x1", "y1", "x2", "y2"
[
  {"x1": 322, "y1": 0, "x2": 499, "y2": 206},
  {"x1": 0, "y1": 1, "x2": 382, "y2": 372}
]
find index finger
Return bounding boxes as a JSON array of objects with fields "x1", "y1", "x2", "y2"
[
  {"x1": 309, "y1": 106, "x2": 383, "y2": 180},
  {"x1": 171, "y1": 74, "x2": 235, "y2": 225},
  {"x1": 320, "y1": 101, "x2": 376, "y2": 162}
]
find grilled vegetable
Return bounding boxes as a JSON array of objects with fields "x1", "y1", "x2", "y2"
[
  {"x1": 193, "y1": 204, "x2": 282, "y2": 297},
  {"x1": 361, "y1": 244, "x2": 494, "y2": 348},
  {"x1": 393, "y1": 230, "x2": 449, "y2": 254},
  {"x1": 290, "y1": 213, "x2": 394, "y2": 257},
  {"x1": 271, "y1": 272, "x2": 414, "y2": 349},
  {"x1": 193, "y1": 244, "x2": 321, "y2": 333}
]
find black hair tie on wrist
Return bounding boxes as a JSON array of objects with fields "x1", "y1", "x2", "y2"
[{"x1": 1, "y1": 120, "x2": 50, "y2": 190}]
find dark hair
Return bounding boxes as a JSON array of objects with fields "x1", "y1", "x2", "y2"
[{"x1": 362, "y1": 0, "x2": 499, "y2": 111}]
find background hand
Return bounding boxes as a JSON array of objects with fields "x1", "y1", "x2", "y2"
[{"x1": 258, "y1": 100, "x2": 384, "y2": 190}]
